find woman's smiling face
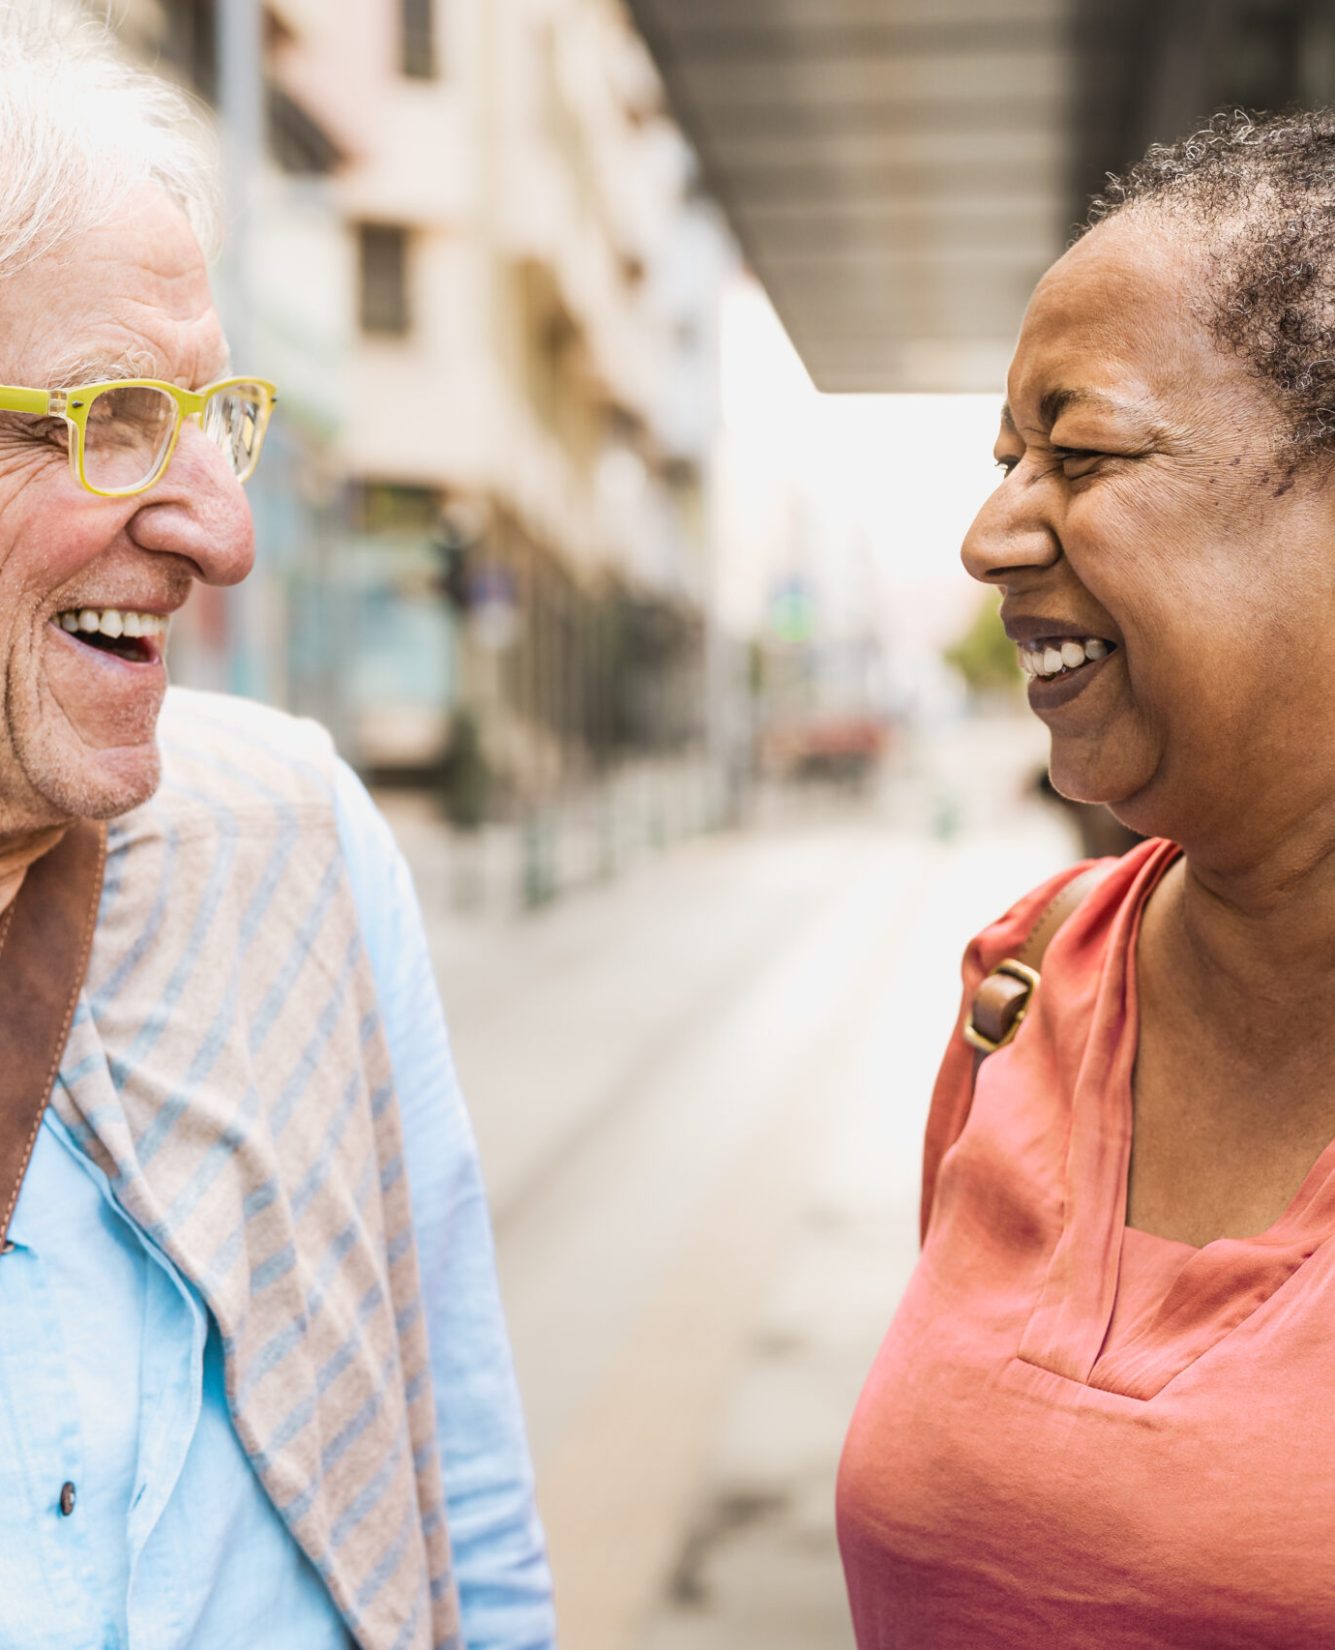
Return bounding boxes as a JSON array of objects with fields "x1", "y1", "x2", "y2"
[{"x1": 962, "y1": 210, "x2": 1335, "y2": 853}]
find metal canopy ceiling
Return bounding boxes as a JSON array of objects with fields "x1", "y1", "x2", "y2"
[{"x1": 626, "y1": 0, "x2": 1072, "y2": 393}]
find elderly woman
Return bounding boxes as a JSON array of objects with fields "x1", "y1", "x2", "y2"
[
  {"x1": 0, "y1": 12, "x2": 554, "y2": 1650},
  {"x1": 837, "y1": 110, "x2": 1335, "y2": 1648}
]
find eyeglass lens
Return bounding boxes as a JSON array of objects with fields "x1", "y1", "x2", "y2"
[
  {"x1": 202, "y1": 382, "x2": 267, "y2": 482},
  {"x1": 80, "y1": 385, "x2": 177, "y2": 492}
]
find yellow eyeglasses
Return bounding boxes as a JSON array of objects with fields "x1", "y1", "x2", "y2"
[{"x1": 0, "y1": 376, "x2": 278, "y2": 498}]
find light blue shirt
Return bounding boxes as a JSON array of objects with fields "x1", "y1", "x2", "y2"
[{"x1": 0, "y1": 761, "x2": 555, "y2": 1650}]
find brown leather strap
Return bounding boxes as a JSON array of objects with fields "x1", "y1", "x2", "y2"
[
  {"x1": 968, "y1": 966, "x2": 1037, "y2": 1054},
  {"x1": 0, "y1": 819, "x2": 106, "y2": 1251},
  {"x1": 967, "y1": 862, "x2": 1105, "y2": 1065},
  {"x1": 1014, "y1": 866, "x2": 1102, "y2": 974}
]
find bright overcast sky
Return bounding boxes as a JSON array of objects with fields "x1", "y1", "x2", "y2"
[{"x1": 720, "y1": 276, "x2": 1010, "y2": 654}]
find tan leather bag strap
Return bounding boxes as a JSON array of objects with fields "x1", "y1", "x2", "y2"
[
  {"x1": 965, "y1": 862, "x2": 1105, "y2": 1070},
  {"x1": 0, "y1": 819, "x2": 107, "y2": 1252}
]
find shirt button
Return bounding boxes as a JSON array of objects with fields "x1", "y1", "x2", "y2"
[{"x1": 58, "y1": 1481, "x2": 76, "y2": 1517}]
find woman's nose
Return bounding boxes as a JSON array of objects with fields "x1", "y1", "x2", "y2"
[
  {"x1": 960, "y1": 474, "x2": 1060, "y2": 586},
  {"x1": 125, "y1": 420, "x2": 256, "y2": 588}
]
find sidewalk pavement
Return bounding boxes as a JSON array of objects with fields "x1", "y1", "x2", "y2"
[{"x1": 374, "y1": 709, "x2": 1075, "y2": 1650}]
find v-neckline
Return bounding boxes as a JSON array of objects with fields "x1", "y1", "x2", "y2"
[{"x1": 1015, "y1": 838, "x2": 1335, "y2": 1400}]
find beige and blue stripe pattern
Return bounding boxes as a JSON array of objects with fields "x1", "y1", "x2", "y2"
[{"x1": 48, "y1": 689, "x2": 459, "y2": 1650}]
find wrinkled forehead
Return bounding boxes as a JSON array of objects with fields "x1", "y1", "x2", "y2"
[
  {"x1": 1005, "y1": 214, "x2": 1227, "y2": 425},
  {"x1": 0, "y1": 186, "x2": 228, "y2": 389}
]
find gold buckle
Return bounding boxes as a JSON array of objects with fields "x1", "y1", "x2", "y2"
[{"x1": 962, "y1": 957, "x2": 1041, "y2": 1054}]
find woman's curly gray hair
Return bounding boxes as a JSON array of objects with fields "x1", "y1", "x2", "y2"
[
  {"x1": 1088, "y1": 108, "x2": 1335, "y2": 460},
  {"x1": 0, "y1": 2, "x2": 221, "y2": 281}
]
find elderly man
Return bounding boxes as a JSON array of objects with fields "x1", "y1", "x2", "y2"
[{"x1": 0, "y1": 13, "x2": 554, "y2": 1650}]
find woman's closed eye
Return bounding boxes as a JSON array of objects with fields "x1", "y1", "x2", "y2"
[
  {"x1": 1051, "y1": 445, "x2": 1107, "y2": 478},
  {"x1": 992, "y1": 446, "x2": 1129, "y2": 481}
]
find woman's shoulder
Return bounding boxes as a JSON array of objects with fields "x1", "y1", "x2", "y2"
[
  {"x1": 963, "y1": 837, "x2": 1175, "y2": 983},
  {"x1": 920, "y1": 838, "x2": 1176, "y2": 1242}
]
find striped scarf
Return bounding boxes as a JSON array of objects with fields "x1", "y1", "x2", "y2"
[{"x1": 47, "y1": 688, "x2": 459, "y2": 1650}]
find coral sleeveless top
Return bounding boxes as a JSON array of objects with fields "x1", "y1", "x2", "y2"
[{"x1": 837, "y1": 839, "x2": 1335, "y2": 1648}]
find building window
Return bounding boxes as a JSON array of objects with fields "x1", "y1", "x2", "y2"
[
  {"x1": 358, "y1": 224, "x2": 411, "y2": 337},
  {"x1": 401, "y1": 0, "x2": 437, "y2": 78},
  {"x1": 269, "y1": 87, "x2": 343, "y2": 176},
  {"x1": 353, "y1": 482, "x2": 441, "y2": 535}
]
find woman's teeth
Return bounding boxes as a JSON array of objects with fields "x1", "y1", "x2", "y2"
[
  {"x1": 56, "y1": 608, "x2": 168, "y2": 642},
  {"x1": 1019, "y1": 636, "x2": 1112, "y2": 680}
]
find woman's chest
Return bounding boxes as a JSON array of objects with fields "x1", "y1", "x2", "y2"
[
  {"x1": 841, "y1": 839, "x2": 1335, "y2": 1646},
  {"x1": 1129, "y1": 997, "x2": 1335, "y2": 1246},
  {"x1": 838, "y1": 1243, "x2": 1335, "y2": 1649}
]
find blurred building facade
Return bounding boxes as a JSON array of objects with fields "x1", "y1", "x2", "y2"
[{"x1": 111, "y1": 0, "x2": 739, "y2": 813}]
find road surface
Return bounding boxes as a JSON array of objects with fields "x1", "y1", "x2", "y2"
[{"x1": 382, "y1": 720, "x2": 1073, "y2": 1649}]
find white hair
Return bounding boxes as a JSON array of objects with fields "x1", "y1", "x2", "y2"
[{"x1": 0, "y1": 1, "x2": 222, "y2": 281}]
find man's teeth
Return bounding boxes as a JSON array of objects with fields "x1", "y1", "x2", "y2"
[
  {"x1": 1019, "y1": 637, "x2": 1111, "y2": 679},
  {"x1": 56, "y1": 608, "x2": 168, "y2": 640}
]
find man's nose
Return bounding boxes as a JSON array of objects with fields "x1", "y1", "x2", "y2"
[
  {"x1": 124, "y1": 419, "x2": 256, "y2": 587},
  {"x1": 960, "y1": 471, "x2": 1060, "y2": 586}
]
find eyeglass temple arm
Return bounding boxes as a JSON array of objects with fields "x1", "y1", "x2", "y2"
[{"x1": 0, "y1": 386, "x2": 54, "y2": 415}]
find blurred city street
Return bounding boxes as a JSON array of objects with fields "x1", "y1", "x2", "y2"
[
  {"x1": 383, "y1": 716, "x2": 1073, "y2": 1650},
  {"x1": 11, "y1": 4, "x2": 1330, "y2": 1646}
]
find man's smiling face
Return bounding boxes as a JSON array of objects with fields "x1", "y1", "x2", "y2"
[{"x1": 0, "y1": 186, "x2": 254, "y2": 834}]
